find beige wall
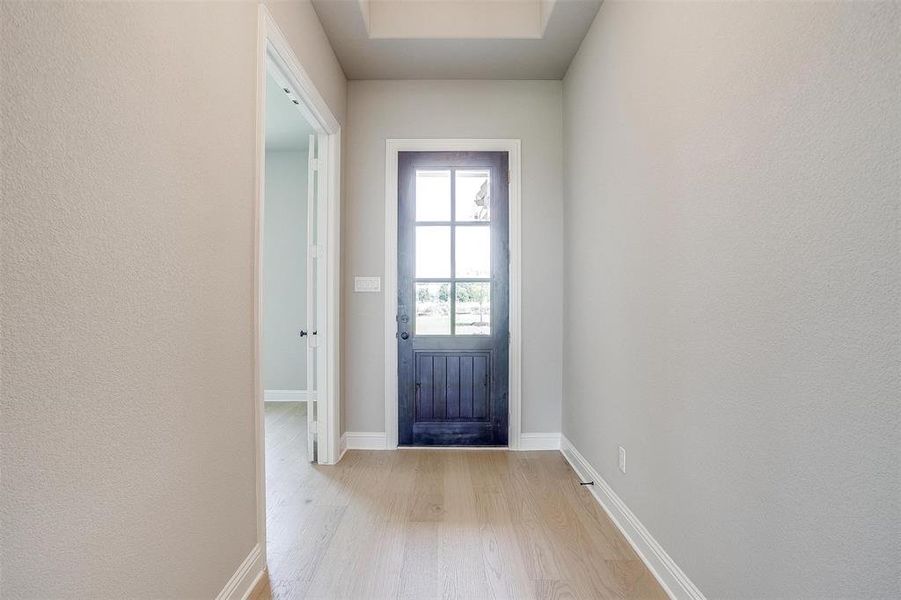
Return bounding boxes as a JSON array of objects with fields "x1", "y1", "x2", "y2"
[
  {"x1": 562, "y1": 2, "x2": 900, "y2": 598},
  {"x1": 0, "y1": 1, "x2": 345, "y2": 597},
  {"x1": 344, "y1": 80, "x2": 564, "y2": 434}
]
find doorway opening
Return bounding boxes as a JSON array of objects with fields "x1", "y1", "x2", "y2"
[
  {"x1": 397, "y1": 152, "x2": 510, "y2": 446},
  {"x1": 384, "y1": 140, "x2": 523, "y2": 450},
  {"x1": 253, "y1": 5, "x2": 342, "y2": 588},
  {"x1": 262, "y1": 70, "x2": 318, "y2": 462}
]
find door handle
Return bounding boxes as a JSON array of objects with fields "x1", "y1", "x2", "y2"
[
  {"x1": 400, "y1": 332, "x2": 409, "y2": 340},
  {"x1": 299, "y1": 330, "x2": 307, "y2": 337}
]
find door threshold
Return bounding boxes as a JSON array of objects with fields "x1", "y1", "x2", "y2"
[{"x1": 397, "y1": 445, "x2": 509, "y2": 451}]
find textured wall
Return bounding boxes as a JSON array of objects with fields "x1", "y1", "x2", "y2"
[
  {"x1": 0, "y1": 1, "x2": 345, "y2": 597},
  {"x1": 344, "y1": 80, "x2": 564, "y2": 434},
  {"x1": 562, "y1": 2, "x2": 900, "y2": 598},
  {"x1": 263, "y1": 151, "x2": 309, "y2": 391}
]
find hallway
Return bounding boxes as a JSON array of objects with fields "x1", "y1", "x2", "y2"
[
  {"x1": 3, "y1": 2, "x2": 897, "y2": 598},
  {"x1": 259, "y1": 403, "x2": 666, "y2": 599}
]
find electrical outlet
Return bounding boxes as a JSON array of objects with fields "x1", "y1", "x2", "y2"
[{"x1": 618, "y1": 446, "x2": 626, "y2": 474}]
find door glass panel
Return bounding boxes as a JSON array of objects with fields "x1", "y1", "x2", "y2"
[
  {"x1": 455, "y1": 226, "x2": 490, "y2": 278},
  {"x1": 416, "y1": 282, "x2": 451, "y2": 335},
  {"x1": 416, "y1": 226, "x2": 451, "y2": 277},
  {"x1": 416, "y1": 170, "x2": 451, "y2": 221},
  {"x1": 455, "y1": 282, "x2": 491, "y2": 335},
  {"x1": 455, "y1": 170, "x2": 490, "y2": 222}
]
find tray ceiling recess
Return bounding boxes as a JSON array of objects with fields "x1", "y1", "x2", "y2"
[{"x1": 312, "y1": 0, "x2": 603, "y2": 79}]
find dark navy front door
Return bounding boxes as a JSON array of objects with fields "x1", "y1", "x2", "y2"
[{"x1": 397, "y1": 151, "x2": 509, "y2": 446}]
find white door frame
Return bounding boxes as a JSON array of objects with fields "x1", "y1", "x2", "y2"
[
  {"x1": 384, "y1": 139, "x2": 522, "y2": 450},
  {"x1": 253, "y1": 3, "x2": 342, "y2": 563}
]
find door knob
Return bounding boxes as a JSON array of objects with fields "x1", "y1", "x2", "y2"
[
  {"x1": 299, "y1": 330, "x2": 308, "y2": 337},
  {"x1": 400, "y1": 332, "x2": 409, "y2": 340}
]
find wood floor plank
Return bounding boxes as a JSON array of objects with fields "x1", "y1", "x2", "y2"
[
  {"x1": 266, "y1": 504, "x2": 346, "y2": 598},
  {"x1": 397, "y1": 522, "x2": 448, "y2": 600},
  {"x1": 534, "y1": 579, "x2": 579, "y2": 600},
  {"x1": 305, "y1": 453, "x2": 400, "y2": 598},
  {"x1": 407, "y1": 450, "x2": 446, "y2": 522},
  {"x1": 437, "y1": 452, "x2": 494, "y2": 599},
  {"x1": 260, "y1": 405, "x2": 667, "y2": 599},
  {"x1": 471, "y1": 452, "x2": 539, "y2": 600}
]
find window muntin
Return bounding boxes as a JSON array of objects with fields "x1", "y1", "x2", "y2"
[{"x1": 413, "y1": 167, "x2": 492, "y2": 336}]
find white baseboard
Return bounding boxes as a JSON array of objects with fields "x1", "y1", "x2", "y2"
[
  {"x1": 264, "y1": 389, "x2": 313, "y2": 402},
  {"x1": 560, "y1": 436, "x2": 706, "y2": 600},
  {"x1": 518, "y1": 432, "x2": 561, "y2": 450},
  {"x1": 215, "y1": 543, "x2": 265, "y2": 600},
  {"x1": 344, "y1": 431, "x2": 387, "y2": 450}
]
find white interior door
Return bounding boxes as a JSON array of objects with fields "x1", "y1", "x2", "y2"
[{"x1": 305, "y1": 133, "x2": 318, "y2": 462}]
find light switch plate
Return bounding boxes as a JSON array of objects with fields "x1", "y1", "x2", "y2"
[{"x1": 354, "y1": 276, "x2": 381, "y2": 293}]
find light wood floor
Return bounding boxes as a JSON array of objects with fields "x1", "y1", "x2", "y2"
[{"x1": 254, "y1": 402, "x2": 667, "y2": 600}]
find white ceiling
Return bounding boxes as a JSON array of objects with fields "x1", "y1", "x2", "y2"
[
  {"x1": 265, "y1": 73, "x2": 315, "y2": 152},
  {"x1": 311, "y1": 0, "x2": 602, "y2": 79}
]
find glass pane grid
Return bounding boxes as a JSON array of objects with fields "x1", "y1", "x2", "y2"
[
  {"x1": 414, "y1": 168, "x2": 490, "y2": 225},
  {"x1": 413, "y1": 167, "x2": 492, "y2": 336}
]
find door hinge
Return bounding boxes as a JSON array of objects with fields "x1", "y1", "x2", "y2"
[
  {"x1": 310, "y1": 244, "x2": 322, "y2": 259},
  {"x1": 310, "y1": 158, "x2": 320, "y2": 171}
]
